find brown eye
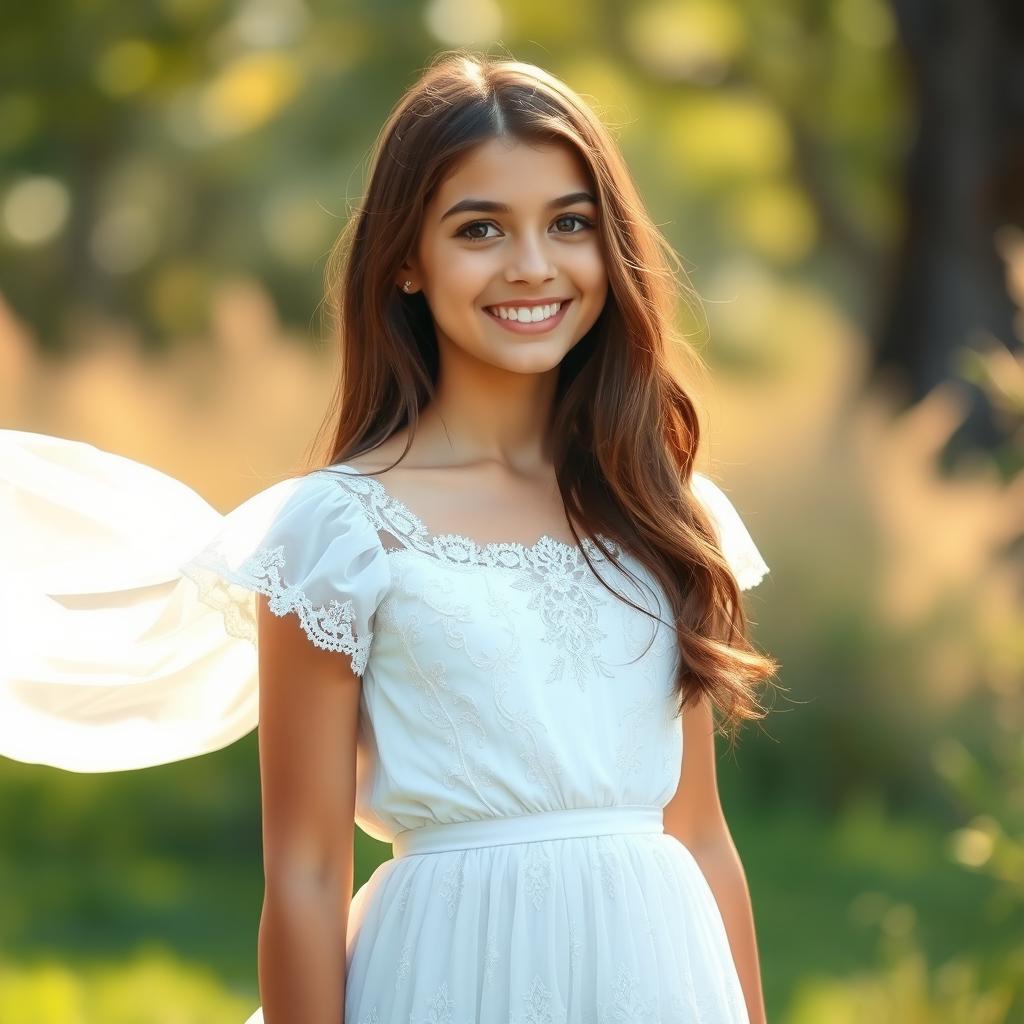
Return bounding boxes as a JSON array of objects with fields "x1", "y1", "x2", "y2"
[
  {"x1": 456, "y1": 221, "x2": 499, "y2": 241},
  {"x1": 553, "y1": 214, "x2": 592, "y2": 233}
]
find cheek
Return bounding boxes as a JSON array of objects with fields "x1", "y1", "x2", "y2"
[
  {"x1": 420, "y1": 238, "x2": 486, "y2": 295},
  {"x1": 577, "y1": 249, "x2": 608, "y2": 300},
  {"x1": 436, "y1": 246, "x2": 492, "y2": 288}
]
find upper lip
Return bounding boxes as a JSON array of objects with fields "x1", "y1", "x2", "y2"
[{"x1": 484, "y1": 297, "x2": 571, "y2": 308}]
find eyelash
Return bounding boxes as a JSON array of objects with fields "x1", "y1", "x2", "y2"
[{"x1": 454, "y1": 213, "x2": 594, "y2": 242}]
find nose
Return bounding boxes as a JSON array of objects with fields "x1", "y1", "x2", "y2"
[{"x1": 504, "y1": 232, "x2": 556, "y2": 284}]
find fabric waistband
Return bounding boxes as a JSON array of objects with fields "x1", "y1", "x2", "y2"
[{"x1": 391, "y1": 804, "x2": 664, "y2": 858}]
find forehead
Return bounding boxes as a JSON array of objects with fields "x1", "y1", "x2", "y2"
[{"x1": 429, "y1": 137, "x2": 592, "y2": 210}]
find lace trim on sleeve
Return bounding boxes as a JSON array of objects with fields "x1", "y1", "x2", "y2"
[{"x1": 181, "y1": 546, "x2": 374, "y2": 676}]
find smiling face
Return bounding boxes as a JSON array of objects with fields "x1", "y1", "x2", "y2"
[{"x1": 400, "y1": 136, "x2": 609, "y2": 376}]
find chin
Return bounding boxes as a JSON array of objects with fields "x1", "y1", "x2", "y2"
[{"x1": 495, "y1": 348, "x2": 570, "y2": 375}]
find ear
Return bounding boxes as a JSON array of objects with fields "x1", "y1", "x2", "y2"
[{"x1": 395, "y1": 264, "x2": 418, "y2": 293}]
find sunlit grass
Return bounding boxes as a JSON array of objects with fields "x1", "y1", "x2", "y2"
[{"x1": 0, "y1": 946, "x2": 256, "y2": 1024}]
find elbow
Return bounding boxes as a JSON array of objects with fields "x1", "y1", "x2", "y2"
[
  {"x1": 665, "y1": 813, "x2": 734, "y2": 858},
  {"x1": 263, "y1": 846, "x2": 353, "y2": 900},
  {"x1": 679, "y1": 830, "x2": 741, "y2": 873}
]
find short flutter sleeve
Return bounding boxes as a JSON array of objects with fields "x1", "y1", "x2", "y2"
[
  {"x1": 0, "y1": 429, "x2": 389, "y2": 773},
  {"x1": 179, "y1": 471, "x2": 390, "y2": 676},
  {"x1": 690, "y1": 471, "x2": 770, "y2": 591}
]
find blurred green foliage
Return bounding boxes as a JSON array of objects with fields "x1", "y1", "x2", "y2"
[{"x1": 0, "y1": 0, "x2": 905, "y2": 350}]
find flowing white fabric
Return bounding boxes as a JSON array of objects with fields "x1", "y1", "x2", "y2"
[
  {"x1": 0, "y1": 430, "x2": 253, "y2": 772},
  {"x1": 0, "y1": 429, "x2": 770, "y2": 1022}
]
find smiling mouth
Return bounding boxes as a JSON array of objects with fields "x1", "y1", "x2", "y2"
[
  {"x1": 487, "y1": 299, "x2": 569, "y2": 319},
  {"x1": 483, "y1": 299, "x2": 572, "y2": 328}
]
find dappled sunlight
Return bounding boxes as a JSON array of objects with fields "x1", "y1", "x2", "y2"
[
  {"x1": 0, "y1": 279, "x2": 337, "y2": 508},
  {"x1": 661, "y1": 93, "x2": 792, "y2": 183},
  {"x1": 699, "y1": 268, "x2": 1019, "y2": 720},
  {"x1": 853, "y1": 384, "x2": 1019, "y2": 623},
  {"x1": 201, "y1": 53, "x2": 303, "y2": 138}
]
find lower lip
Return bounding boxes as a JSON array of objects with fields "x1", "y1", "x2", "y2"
[{"x1": 483, "y1": 300, "x2": 572, "y2": 334}]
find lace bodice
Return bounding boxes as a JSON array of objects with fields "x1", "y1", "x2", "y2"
[
  {"x1": 322, "y1": 464, "x2": 621, "y2": 571},
  {"x1": 176, "y1": 463, "x2": 769, "y2": 844}
]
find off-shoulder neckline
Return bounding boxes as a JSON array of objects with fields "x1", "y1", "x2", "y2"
[{"x1": 317, "y1": 463, "x2": 620, "y2": 570}]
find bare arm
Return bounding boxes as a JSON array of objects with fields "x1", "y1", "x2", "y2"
[
  {"x1": 254, "y1": 592, "x2": 361, "y2": 1024},
  {"x1": 663, "y1": 694, "x2": 768, "y2": 1024}
]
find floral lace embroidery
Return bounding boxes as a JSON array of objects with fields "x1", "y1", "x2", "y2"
[
  {"x1": 368, "y1": 846, "x2": 750, "y2": 1024},
  {"x1": 568, "y1": 921, "x2": 582, "y2": 970},
  {"x1": 180, "y1": 561, "x2": 256, "y2": 643},
  {"x1": 396, "y1": 872, "x2": 414, "y2": 914},
  {"x1": 413, "y1": 980, "x2": 467, "y2": 1024},
  {"x1": 509, "y1": 546, "x2": 615, "y2": 692},
  {"x1": 438, "y1": 849, "x2": 468, "y2": 920},
  {"x1": 479, "y1": 577, "x2": 566, "y2": 796},
  {"x1": 399, "y1": 975, "x2": 568, "y2": 1024},
  {"x1": 181, "y1": 546, "x2": 373, "y2": 674},
  {"x1": 482, "y1": 941, "x2": 500, "y2": 984},
  {"x1": 321, "y1": 467, "x2": 632, "y2": 694},
  {"x1": 513, "y1": 974, "x2": 566, "y2": 1024},
  {"x1": 599, "y1": 963, "x2": 658, "y2": 1023},
  {"x1": 523, "y1": 840, "x2": 553, "y2": 909},
  {"x1": 377, "y1": 580, "x2": 499, "y2": 798},
  {"x1": 376, "y1": 552, "x2": 568, "y2": 803},
  {"x1": 613, "y1": 694, "x2": 660, "y2": 776},
  {"x1": 368, "y1": 964, "x2": 746, "y2": 1024},
  {"x1": 598, "y1": 844, "x2": 618, "y2": 901},
  {"x1": 650, "y1": 838, "x2": 677, "y2": 887},
  {"x1": 394, "y1": 942, "x2": 412, "y2": 987},
  {"x1": 432, "y1": 839, "x2": 553, "y2": 930},
  {"x1": 323, "y1": 467, "x2": 621, "y2": 572},
  {"x1": 671, "y1": 980, "x2": 751, "y2": 1022}
]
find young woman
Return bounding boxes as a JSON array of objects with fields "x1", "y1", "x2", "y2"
[{"x1": 0, "y1": 51, "x2": 779, "y2": 1023}]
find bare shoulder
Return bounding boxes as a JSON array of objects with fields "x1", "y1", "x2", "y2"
[{"x1": 339, "y1": 433, "x2": 422, "y2": 477}]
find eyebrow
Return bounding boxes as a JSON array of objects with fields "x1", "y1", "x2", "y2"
[{"x1": 439, "y1": 191, "x2": 597, "y2": 223}]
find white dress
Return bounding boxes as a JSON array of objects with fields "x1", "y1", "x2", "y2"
[{"x1": 0, "y1": 429, "x2": 770, "y2": 1024}]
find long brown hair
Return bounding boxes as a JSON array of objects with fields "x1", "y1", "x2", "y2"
[{"x1": 308, "y1": 50, "x2": 780, "y2": 744}]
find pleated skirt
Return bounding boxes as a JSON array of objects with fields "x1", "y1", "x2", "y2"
[{"x1": 245, "y1": 807, "x2": 749, "y2": 1023}]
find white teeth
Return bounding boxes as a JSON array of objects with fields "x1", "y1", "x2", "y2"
[{"x1": 488, "y1": 302, "x2": 562, "y2": 322}]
